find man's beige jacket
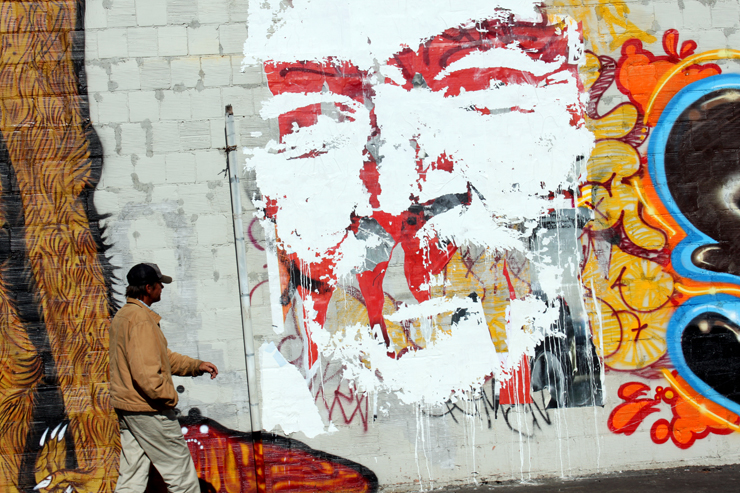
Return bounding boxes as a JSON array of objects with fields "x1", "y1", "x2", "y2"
[{"x1": 110, "y1": 298, "x2": 204, "y2": 412}]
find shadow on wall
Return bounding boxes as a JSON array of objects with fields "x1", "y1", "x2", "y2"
[{"x1": 144, "y1": 409, "x2": 378, "y2": 493}]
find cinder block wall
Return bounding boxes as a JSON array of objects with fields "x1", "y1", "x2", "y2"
[
  {"x1": 84, "y1": 0, "x2": 276, "y2": 431},
  {"x1": 1, "y1": 0, "x2": 740, "y2": 492}
]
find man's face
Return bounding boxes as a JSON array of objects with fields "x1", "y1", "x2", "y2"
[{"x1": 147, "y1": 282, "x2": 163, "y2": 304}]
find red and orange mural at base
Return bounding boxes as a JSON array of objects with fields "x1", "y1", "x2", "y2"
[
  {"x1": 609, "y1": 371, "x2": 740, "y2": 449},
  {"x1": 144, "y1": 413, "x2": 378, "y2": 493}
]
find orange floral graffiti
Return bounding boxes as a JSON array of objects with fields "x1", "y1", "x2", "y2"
[{"x1": 616, "y1": 29, "x2": 721, "y2": 127}]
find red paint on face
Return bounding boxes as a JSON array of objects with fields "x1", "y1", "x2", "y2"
[
  {"x1": 498, "y1": 355, "x2": 532, "y2": 405},
  {"x1": 388, "y1": 19, "x2": 570, "y2": 96},
  {"x1": 358, "y1": 160, "x2": 381, "y2": 209}
]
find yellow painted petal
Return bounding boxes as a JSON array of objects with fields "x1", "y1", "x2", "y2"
[
  {"x1": 589, "y1": 183, "x2": 639, "y2": 231},
  {"x1": 580, "y1": 52, "x2": 601, "y2": 93},
  {"x1": 587, "y1": 140, "x2": 641, "y2": 182},
  {"x1": 586, "y1": 296, "x2": 623, "y2": 358},
  {"x1": 585, "y1": 104, "x2": 639, "y2": 140},
  {"x1": 604, "y1": 305, "x2": 672, "y2": 370},
  {"x1": 622, "y1": 209, "x2": 667, "y2": 251},
  {"x1": 581, "y1": 247, "x2": 629, "y2": 311},
  {"x1": 617, "y1": 256, "x2": 674, "y2": 312}
]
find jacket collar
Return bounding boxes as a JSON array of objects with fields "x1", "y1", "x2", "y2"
[{"x1": 126, "y1": 297, "x2": 162, "y2": 324}]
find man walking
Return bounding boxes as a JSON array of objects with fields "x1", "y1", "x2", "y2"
[{"x1": 110, "y1": 263, "x2": 218, "y2": 493}]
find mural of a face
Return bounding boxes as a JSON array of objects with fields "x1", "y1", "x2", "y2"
[
  {"x1": 6, "y1": 0, "x2": 740, "y2": 490},
  {"x1": 246, "y1": 4, "x2": 596, "y2": 413}
]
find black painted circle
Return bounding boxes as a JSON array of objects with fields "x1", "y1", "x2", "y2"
[
  {"x1": 664, "y1": 88, "x2": 740, "y2": 248},
  {"x1": 681, "y1": 312, "x2": 740, "y2": 405}
]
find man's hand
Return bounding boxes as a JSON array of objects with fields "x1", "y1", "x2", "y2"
[{"x1": 199, "y1": 361, "x2": 218, "y2": 379}]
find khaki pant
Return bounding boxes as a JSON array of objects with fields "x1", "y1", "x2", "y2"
[{"x1": 114, "y1": 409, "x2": 200, "y2": 493}]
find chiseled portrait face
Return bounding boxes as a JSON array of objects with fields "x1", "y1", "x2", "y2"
[{"x1": 246, "y1": 2, "x2": 592, "y2": 400}]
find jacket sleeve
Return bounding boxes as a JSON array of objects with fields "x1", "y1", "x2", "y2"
[
  {"x1": 127, "y1": 320, "x2": 174, "y2": 403},
  {"x1": 168, "y1": 349, "x2": 204, "y2": 377}
]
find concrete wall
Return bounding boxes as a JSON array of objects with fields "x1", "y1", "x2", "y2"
[
  {"x1": 85, "y1": 0, "x2": 267, "y2": 431},
  {"x1": 2, "y1": 0, "x2": 740, "y2": 492}
]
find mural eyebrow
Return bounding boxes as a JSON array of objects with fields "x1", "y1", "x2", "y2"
[{"x1": 278, "y1": 67, "x2": 363, "y2": 79}]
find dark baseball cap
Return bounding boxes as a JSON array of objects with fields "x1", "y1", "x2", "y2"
[{"x1": 126, "y1": 263, "x2": 173, "y2": 286}]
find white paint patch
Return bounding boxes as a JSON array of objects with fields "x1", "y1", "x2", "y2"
[
  {"x1": 504, "y1": 296, "x2": 560, "y2": 377},
  {"x1": 534, "y1": 262, "x2": 565, "y2": 297},
  {"x1": 248, "y1": 95, "x2": 372, "y2": 266},
  {"x1": 416, "y1": 193, "x2": 527, "y2": 254},
  {"x1": 319, "y1": 297, "x2": 498, "y2": 406},
  {"x1": 244, "y1": 0, "x2": 543, "y2": 69},
  {"x1": 259, "y1": 342, "x2": 329, "y2": 438},
  {"x1": 371, "y1": 76, "x2": 591, "y2": 218},
  {"x1": 316, "y1": 294, "x2": 557, "y2": 405},
  {"x1": 264, "y1": 225, "x2": 286, "y2": 335}
]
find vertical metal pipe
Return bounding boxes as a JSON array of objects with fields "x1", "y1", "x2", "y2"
[{"x1": 224, "y1": 105, "x2": 262, "y2": 434}]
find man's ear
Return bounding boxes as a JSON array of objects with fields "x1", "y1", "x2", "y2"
[{"x1": 145, "y1": 283, "x2": 157, "y2": 294}]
